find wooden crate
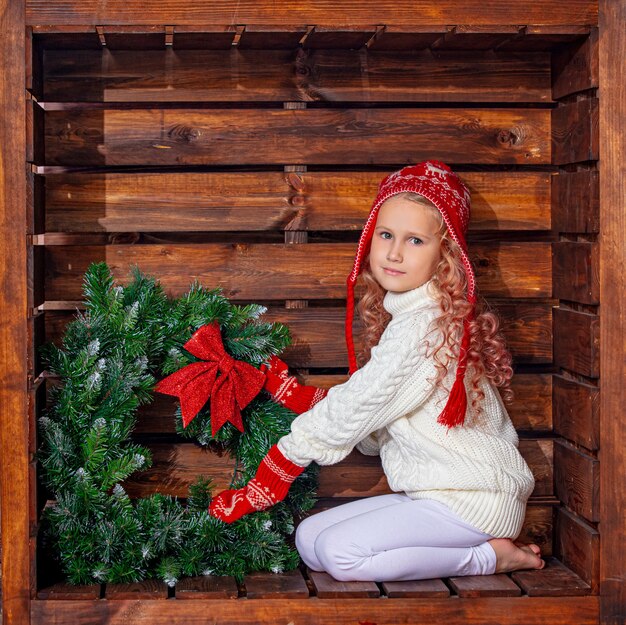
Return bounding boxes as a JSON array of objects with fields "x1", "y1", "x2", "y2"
[{"x1": 1, "y1": 2, "x2": 624, "y2": 625}]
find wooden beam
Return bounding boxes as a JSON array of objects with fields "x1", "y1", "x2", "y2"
[
  {"x1": 0, "y1": 1, "x2": 31, "y2": 625},
  {"x1": 24, "y1": 1, "x2": 598, "y2": 27},
  {"x1": 30, "y1": 595, "x2": 600, "y2": 625},
  {"x1": 598, "y1": 0, "x2": 626, "y2": 623}
]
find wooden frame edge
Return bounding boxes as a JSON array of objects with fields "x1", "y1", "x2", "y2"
[
  {"x1": 0, "y1": 1, "x2": 31, "y2": 625},
  {"x1": 598, "y1": 1, "x2": 626, "y2": 624}
]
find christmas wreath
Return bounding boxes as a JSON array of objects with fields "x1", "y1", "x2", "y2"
[{"x1": 39, "y1": 263, "x2": 318, "y2": 586}]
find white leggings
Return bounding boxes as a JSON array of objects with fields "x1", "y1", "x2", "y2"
[{"x1": 296, "y1": 494, "x2": 497, "y2": 582}]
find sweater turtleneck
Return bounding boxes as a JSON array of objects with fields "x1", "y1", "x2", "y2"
[{"x1": 383, "y1": 280, "x2": 439, "y2": 318}]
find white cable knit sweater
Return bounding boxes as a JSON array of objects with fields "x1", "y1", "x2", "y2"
[{"x1": 277, "y1": 280, "x2": 535, "y2": 538}]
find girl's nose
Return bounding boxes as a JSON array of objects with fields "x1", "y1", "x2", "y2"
[{"x1": 386, "y1": 242, "x2": 402, "y2": 262}]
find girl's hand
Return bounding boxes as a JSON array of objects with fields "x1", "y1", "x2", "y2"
[
  {"x1": 261, "y1": 356, "x2": 328, "y2": 414},
  {"x1": 208, "y1": 444, "x2": 305, "y2": 523}
]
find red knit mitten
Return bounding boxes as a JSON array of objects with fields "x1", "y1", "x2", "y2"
[
  {"x1": 260, "y1": 355, "x2": 328, "y2": 414},
  {"x1": 208, "y1": 444, "x2": 305, "y2": 524}
]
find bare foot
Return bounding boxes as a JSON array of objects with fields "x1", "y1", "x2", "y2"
[{"x1": 487, "y1": 538, "x2": 545, "y2": 573}]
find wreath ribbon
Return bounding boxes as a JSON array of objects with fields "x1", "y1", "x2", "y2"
[{"x1": 155, "y1": 322, "x2": 266, "y2": 435}]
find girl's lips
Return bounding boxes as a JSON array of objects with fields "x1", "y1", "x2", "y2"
[{"x1": 382, "y1": 267, "x2": 405, "y2": 276}]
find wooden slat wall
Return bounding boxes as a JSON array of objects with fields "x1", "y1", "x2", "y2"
[
  {"x1": 30, "y1": 24, "x2": 568, "y2": 595},
  {"x1": 550, "y1": 30, "x2": 600, "y2": 592}
]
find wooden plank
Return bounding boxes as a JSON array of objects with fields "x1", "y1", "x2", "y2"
[
  {"x1": 36, "y1": 583, "x2": 100, "y2": 599},
  {"x1": 308, "y1": 570, "x2": 379, "y2": 598},
  {"x1": 506, "y1": 373, "x2": 552, "y2": 432},
  {"x1": 174, "y1": 575, "x2": 239, "y2": 599},
  {"x1": 42, "y1": 47, "x2": 552, "y2": 103},
  {"x1": 104, "y1": 580, "x2": 169, "y2": 599},
  {"x1": 31, "y1": 596, "x2": 601, "y2": 624},
  {"x1": 553, "y1": 375, "x2": 599, "y2": 450},
  {"x1": 303, "y1": 26, "x2": 376, "y2": 49},
  {"x1": 25, "y1": 1, "x2": 599, "y2": 26},
  {"x1": 511, "y1": 557, "x2": 591, "y2": 596},
  {"x1": 555, "y1": 507, "x2": 599, "y2": 591},
  {"x1": 43, "y1": 108, "x2": 551, "y2": 166},
  {"x1": 244, "y1": 569, "x2": 309, "y2": 599},
  {"x1": 171, "y1": 26, "x2": 236, "y2": 50},
  {"x1": 554, "y1": 439, "x2": 599, "y2": 523},
  {"x1": 44, "y1": 170, "x2": 552, "y2": 233},
  {"x1": 552, "y1": 98, "x2": 599, "y2": 165},
  {"x1": 368, "y1": 26, "x2": 448, "y2": 51},
  {"x1": 381, "y1": 578, "x2": 450, "y2": 597},
  {"x1": 553, "y1": 241, "x2": 599, "y2": 304},
  {"x1": 123, "y1": 440, "x2": 553, "y2": 499},
  {"x1": 552, "y1": 29, "x2": 598, "y2": 100},
  {"x1": 552, "y1": 169, "x2": 599, "y2": 234},
  {"x1": 1, "y1": 0, "x2": 31, "y2": 622},
  {"x1": 43, "y1": 242, "x2": 552, "y2": 301},
  {"x1": 553, "y1": 307, "x2": 599, "y2": 378},
  {"x1": 130, "y1": 372, "x2": 552, "y2": 435},
  {"x1": 448, "y1": 574, "x2": 521, "y2": 597},
  {"x1": 237, "y1": 25, "x2": 309, "y2": 49},
  {"x1": 599, "y1": 1, "x2": 626, "y2": 620},
  {"x1": 430, "y1": 26, "x2": 521, "y2": 51},
  {"x1": 44, "y1": 301, "x2": 554, "y2": 367}
]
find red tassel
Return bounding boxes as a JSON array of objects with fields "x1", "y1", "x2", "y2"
[
  {"x1": 437, "y1": 375, "x2": 467, "y2": 429},
  {"x1": 437, "y1": 318, "x2": 471, "y2": 429}
]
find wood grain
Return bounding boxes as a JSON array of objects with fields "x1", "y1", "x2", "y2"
[
  {"x1": 552, "y1": 169, "x2": 599, "y2": 234},
  {"x1": 41, "y1": 48, "x2": 551, "y2": 103},
  {"x1": 598, "y1": 0, "x2": 626, "y2": 619},
  {"x1": 552, "y1": 29, "x2": 598, "y2": 100},
  {"x1": 552, "y1": 98, "x2": 599, "y2": 166},
  {"x1": 44, "y1": 301, "x2": 554, "y2": 366},
  {"x1": 553, "y1": 308, "x2": 599, "y2": 378},
  {"x1": 44, "y1": 170, "x2": 552, "y2": 233},
  {"x1": 554, "y1": 439, "x2": 599, "y2": 523},
  {"x1": 553, "y1": 242, "x2": 599, "y2": 304},
  {"x1": 553, "y1": 375, "x2": 599, "y2": 451},
  {"x1": 307, "y1": 570, "x2": 379, "y2": 598},
  {"x1": 511, "y1": 557, "x2": 591, "y2": 597},
  {"x1": 43, "y1": 242, "x2": 552, "y2": 302},
  {"x1": 25, "y1": 0, "x2": 599, "y2": 26},
  {"x1": 43, "y1": 108, "x2": 551, "y2": 166},
  {"x1": 174, "y1": 575, "x2": 238, "y2": 600},
  {"x1": 30, "y1": 595, "x2": 601, "y2": 625},
  {"x1": 1, "y1": 1, "x2": 31, "y2": 624},
  {"x1": 555, "y1": 507, "x2": 599, "y2": 591},
  {"x1": 381, "y1": 578, "x2": 450, "y2": 598},
  {"x1": 244, "y1": 569, "x2": 309, "y2": 599},
  {"x1": 447, "y1": 574, "x2": 521, "y2": 597},
  {"x1": 122, "y1": 440, "x2": 553, "y2": 499}
]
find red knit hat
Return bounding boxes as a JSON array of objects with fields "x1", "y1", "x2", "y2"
[{"x1": 345, "y1": 160, "x2": 476, "y2": 428}]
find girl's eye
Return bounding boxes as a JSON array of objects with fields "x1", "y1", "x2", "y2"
[
  {"x1": 380, "y1": 232, "x2": 392, "y2": 240},
  {"x1": 410, "y1": 237, "x2": 423, "y2": 245}
]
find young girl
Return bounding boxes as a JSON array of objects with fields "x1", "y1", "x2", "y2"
[{"x1": 209, "y1": 161, "x2": 545, "y2": 582}]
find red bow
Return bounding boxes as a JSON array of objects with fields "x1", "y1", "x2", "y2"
[{"x1": 155, "y1": 322, "x2": 266, "y2": 435}]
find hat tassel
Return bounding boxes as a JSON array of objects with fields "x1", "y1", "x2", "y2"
[{"x1": 437, "y1": 320, "x2": 471, "y2": 429}]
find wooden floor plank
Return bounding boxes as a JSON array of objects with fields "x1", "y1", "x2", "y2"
[
  {"x1": 243, "y1": 569, "x2": 309, "y2": 599},
  {"x1": 36, "y1": 582, "x2": 101, "y2": 600},
  {"x1": 307, "y1": 570, "x2": 380, "y2": 598},
  {"x1": 381, "y1": 578, "x2": 450, "y2": 598},
  {"x1": 448, "y1": 574, "x2": 522, "y2": 597},
  {"x1": 511, "y1": 557, "x2": 592, "y2": 596},
  {"x1": 31, "y1": 595, "x2": 600, "y2": 625},
  {"x1": 174, "y1": 575, "x2": 239, "y2": 599},
  {"x1": 104, "y1": 579, "x2": 168, "y2": 599}
]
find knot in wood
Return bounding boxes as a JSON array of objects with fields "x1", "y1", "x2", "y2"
[
  {"x1": 168, "y1": 124, "x2": 201, "y2": 143},
  {"x1": 497, "y1": 129, "x2": 517, "y2": 145}
]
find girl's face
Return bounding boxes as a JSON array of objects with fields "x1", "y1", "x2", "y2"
[{"x1": 369, "y1": 195, "x2": 443, "y2": 293}]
